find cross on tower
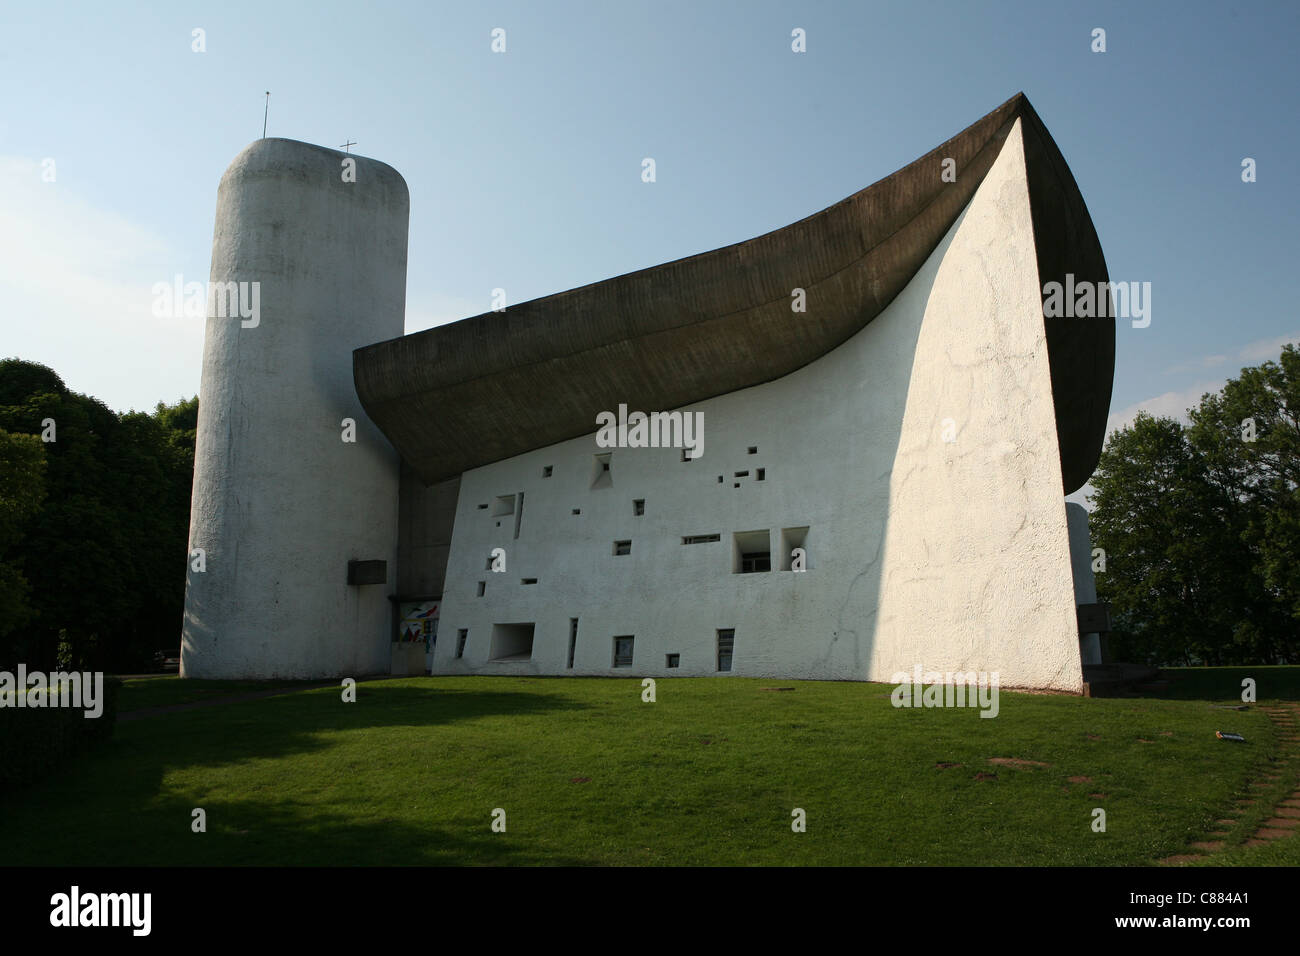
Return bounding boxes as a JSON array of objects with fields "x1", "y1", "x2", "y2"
[{"x1": 340, "y1": 140, "x2": 357, "y2": 153}]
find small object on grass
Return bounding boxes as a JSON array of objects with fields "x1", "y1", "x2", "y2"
[{"x1": 1216, "y1": 731, "x2": 1246, "y2": 742}]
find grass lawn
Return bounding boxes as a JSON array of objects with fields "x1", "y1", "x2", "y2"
[
  {"x1": 115, "y1": 676, "x2": 326, "y2": 713},
  {"x1": 1, "y1": 673, "x2": 1297, "y2": 866}
]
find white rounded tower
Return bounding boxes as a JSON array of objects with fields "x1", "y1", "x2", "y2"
[{"x1": 182, "y1": 138, "x2": 409, "y2": 679}]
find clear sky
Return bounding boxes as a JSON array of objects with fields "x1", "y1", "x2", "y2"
[{"x1": 2, "y1": 0, "x2": 1297, "y2": 492}]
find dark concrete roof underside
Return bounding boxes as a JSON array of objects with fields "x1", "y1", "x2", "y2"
[{"x1": 354, "y1": 92, "x2": 1114, "y2": 493}]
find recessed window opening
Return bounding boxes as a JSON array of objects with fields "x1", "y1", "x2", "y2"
[
  {"x1": 613, "y1": 540, "x2": 631, "y2": 556},
  {"x1": 568, "y1": 618, "x2": 578, "y2": 669},
  {"x1": 633, "y1": 499, "x2": 645, "y2": 516},
  {"x1": 747, "y1": 446, "x2": 757, "y2": 454},
  {"x1": 734, "y1": 471, "x2": 749, "y2": 478},
  {"x1": 476, "y1": 581, "x2": 486, "y2": 596},
  {"x1": 717, "y1": 629, "x2": 735, "y2": 672},
  {"x1": 542, "y1": 465, "x2": 553, "y2": 477},
  {"x1": 521, "y1": 578, "x2": 537, "y2": 585},
  {"x1": 756, "y1": 468, "x2": 766, "y2": 481},
  {"x1": 492, "y1": 494, "x2": 516, "y2": 517},
  {"x1": 456, "y1": 629, "x2": 468, "y2": 659},
  {"x1": 666, "y1": 654, "x2": 680, "y2": 668},
  {"x1": 591, "y1": 453, "x2": 613, "y2": 489},
  {"x1": 733, "y1": 530, "x2": 772, "y2": 573},
  {"x1": 489, "y1": 623, "x2": 535, "y2": 662},
  {"x1": 682, "y1": 534, "x2": 721, "y2": 544},
  {"x1": 780, "y1": 526, "x2": 811, "y2": 571},
  {"x1": 613, "y1": 636, "x2": 634, "y2": 667}
]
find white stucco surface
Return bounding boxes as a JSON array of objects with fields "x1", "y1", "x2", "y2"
[
  {"x1": 431, "y1": 120, "x2": 1086, "y2": 692},
  {"x1": 182, "y1": 139, "x2": 408, "y2": 679}
]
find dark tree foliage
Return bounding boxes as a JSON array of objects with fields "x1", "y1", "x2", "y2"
[
  {"x1": 1090, "y1": 345, "x2": 1300, "y2": 666},
  {"x1": 0, "y1": 358, "x2": 196, "y2": 672}
]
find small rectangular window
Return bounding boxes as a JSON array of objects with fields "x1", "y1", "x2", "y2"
[
  {"x1": 756, "y1": 468, "x2": 766, "y2": 481},
  {"x1": 568, "y1": 618, "x2": 578, "y2": 669},
  {"x1": 492, "y1": 494, "x2": 516, "y2": 517},
  {"x1": 613, "y1": 635, "x2": 634, "y2": 667},
  {"x1": 572, "y1": 508, "x2": 581, "y2": 515},
  {"x1": 477, "y1": 503, "x2": 488, "y2": 510},
  {"x1": 591, "y1": 453, "x2": 613, "y2": 489},
  {"x1": 666, "y1": 653, "x2": 680, "y2": 668},
  {"x1": 633, "y1": 499, "x2": 645, "y2": 516},
  {"x1": 456, "y1": 629, "x2": 468, "y2": 659},
  {"x1": 476, "y1": 581, "x2": 485, "y2": 597},
  {"x1": 613, "y1": 539, "x2": 631, "y2": 556},
  {"x1": 717, "y1": 629, "x2": 735, "y2": 672},
  {"x1": 747, "y1": 446, "x2": 757, "y2": 454},
  {"x1": 521, "y1": 578, "x2": 537, "y2": 585},
  {"x1": 542, "y1": 465, "x2": 553, "y2": 477},
  {"x1": 734, "y1": 471, "x2": 749, "y2": 478},
  {"x1": 682, "y1": 534, "x2": 721, "y2": 545}
]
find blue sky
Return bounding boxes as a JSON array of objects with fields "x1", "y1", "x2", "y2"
[{"x1": 2, "y1": 0, "x2": 1297, "y2": 475}]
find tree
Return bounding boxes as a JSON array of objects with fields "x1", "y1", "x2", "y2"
[
  {"x1": 0, "y1": 359, "x2": 197, "y2": 671},
  {"x1": 1089, "y1": 345, "x2": 1300, "y2": 666},
  {"x1": 0, "y1": 428, "x2": 46, "y2": 640}
]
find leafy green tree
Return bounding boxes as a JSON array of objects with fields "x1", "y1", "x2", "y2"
[
  {"x1": 0, "y1": 428, "x2": 46, "y2": 639},
  {"x1": 1090, "y1": 346, "x2": 1299, "y2": 666},
  {"x1": 0, "y1": 359, "x2": 197, "y2": 671},
  {"x1": 1187, "y1": 345, "x2": 1300, "y2": 647}
]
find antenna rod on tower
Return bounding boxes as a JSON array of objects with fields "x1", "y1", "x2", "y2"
[{"x1": 262, "y1": 92, "x2": 270, "y2": 138}]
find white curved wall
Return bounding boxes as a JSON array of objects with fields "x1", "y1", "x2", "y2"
[
  {"x1": 430, "y1": 119, "x2": 1085, "y2": 692},
  {"x1": 182, "y1": 139, "x2": 409, "y2": 679}
]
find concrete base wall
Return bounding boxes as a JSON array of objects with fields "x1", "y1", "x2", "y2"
[{"x1": 429, "y1": 119, "x2": 1084, "y2": 692}]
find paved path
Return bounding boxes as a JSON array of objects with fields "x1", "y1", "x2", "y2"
[{"x1": 1158, "y1": 700, "x2": 1300, "y2": 864}]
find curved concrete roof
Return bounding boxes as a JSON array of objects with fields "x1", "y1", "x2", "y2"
[{"x1": 354, "y1": 92, "x2": 1113, "y2": 494}]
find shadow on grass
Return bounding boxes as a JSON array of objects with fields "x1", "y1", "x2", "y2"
[{"x1": 0, "y1": 683, "x2": 591, "y2": 865}]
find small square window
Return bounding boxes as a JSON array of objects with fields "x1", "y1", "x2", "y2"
[
  {"x1": 756, "y1": 468, "x2": 766, "y2": 481},
  {"x1": 476, "y1": 581, "x2": 485, "y2": 596},
  {"x1": 666, "y1": 653, "x2": 680, "y2": 668},
  {"x1": 613, "y1": 540, "x2": 631, "y2": 556},
  {"x1": 633, "y1": 499, "x2": 645, "y2": 516},
  {"x1": 572, "y1": 508, "x2": 581, "y2": 515},
  {"x1": 542, "y1": 465, "x2": 553, "y2": 478},
  {"x1": 748, "y1": 446, "x2": 757, "y2": 454}
]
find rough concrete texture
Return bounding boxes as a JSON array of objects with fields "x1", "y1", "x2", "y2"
[
  {"x1": 182, "y1": 138, "x2": 409, "y2": 679},
  {"x1": 432, "y1": 119, "x2": 1086, "y2": 692}
]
